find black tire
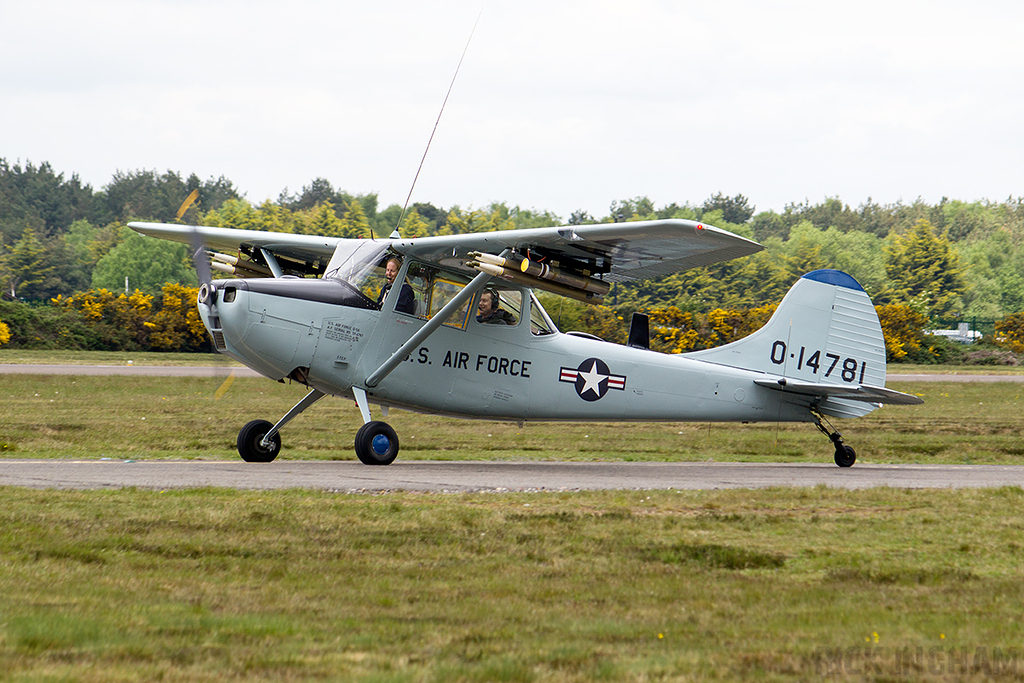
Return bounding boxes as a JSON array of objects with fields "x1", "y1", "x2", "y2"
[
  {"x1": 834, "y1": 444, "x2": 856, "y2": 468},
  {"x1": 237, "y1": 419, "x2": 281, "y2": 463},
  {"x1": 354, "y1": 421, "x2": 399, "y2": 466}
]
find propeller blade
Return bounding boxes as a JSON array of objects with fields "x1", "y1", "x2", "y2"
[
  {"x1": 190, "y1": 228, "x2": 213, "y2": 287},
  {"x1": 189, "y1": 226, "x2": 218, "y2": 307},
  {"x1": 176, "y1": 189, "x2": 200, "y2": 220}
]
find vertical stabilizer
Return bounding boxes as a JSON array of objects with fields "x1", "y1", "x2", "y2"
[{"x1": 685, "y1": 270, "x2": 887, "y2": 390}]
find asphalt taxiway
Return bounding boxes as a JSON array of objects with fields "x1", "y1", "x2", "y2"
[{"x1": 1, "y1": 459, "x2": 1022, "y2": 492}]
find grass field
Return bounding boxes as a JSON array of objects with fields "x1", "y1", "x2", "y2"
[
  {"x1": 1, "y1": 371, "x2": 1022, "y2": 465},
  {"x1": 2, "y1": 354, "x2": 1024, "y2": 681},
  {"x1": 3, "y1": 486, "x2": 1024, "y2": 682}
]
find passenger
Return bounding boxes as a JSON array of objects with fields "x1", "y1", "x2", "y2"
[
  {"x1": 476, "y1": 287, "x2": 515, "y2": 325},
  {"x1": 378, "y1": 257, "x2": 415, "y2": 314}
]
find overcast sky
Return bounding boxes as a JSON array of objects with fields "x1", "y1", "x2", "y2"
[{"x1": 3, "y1": 0, "x2": 1023, "y2": 221}]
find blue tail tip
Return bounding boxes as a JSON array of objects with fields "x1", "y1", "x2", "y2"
[{"x1": 801, "y1": 269, "x2": 865, "y2": 292}]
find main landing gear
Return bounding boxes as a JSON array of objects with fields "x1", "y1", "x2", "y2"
[
  {"x1": 236, "y1": 388, "x2": 327, "y2": 463},
  {"x1": 234, "y1": 386, "x2": 400, "y2": 466},
  {"x1": 237, "y1": 419, "x2": 281, "y2": 462},
  {"x1": 354, "y1": 421, "x2": 399, "y2": 466},
  {"x1": 812, "y1": 409, "x2": 856, "y2": 468},
  {"x1": 351, "y1": 387, "x2": 399, "y2": 465}
]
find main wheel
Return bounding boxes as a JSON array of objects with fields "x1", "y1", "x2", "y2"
[
  {"x1": 834, "y1": 444, "x2": 856, "y2": 468},
  {"x1": 354, "y1": 421, "x2": 399, "y2": 466},
  {"x1": 237, "y1": 419, "x2": 281, "y2": 463}
]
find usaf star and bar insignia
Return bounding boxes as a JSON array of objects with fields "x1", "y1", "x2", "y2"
[{"x1": 559, "y1": 358, "x2": 627, "y2": 401}]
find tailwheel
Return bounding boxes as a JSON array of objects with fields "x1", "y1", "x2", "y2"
[
  {"x1": 834, "y1": 444, "x2": 856, "y2": 468},
  {"x1": 237, "y1": 419, "x2": 281, "y2": 463},
  {"x1": 812, "y1": 409, "x2": 856, "y2": 468},
  {"x1": 354, "y1": 421, "x2": 399, "y2": 466}
]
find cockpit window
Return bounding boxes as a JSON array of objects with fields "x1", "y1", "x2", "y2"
[
  {"x1": 404, "y1": 262, "x2": 473, "y2": 330},
  {"x1": 474, "y1": 286, "x2": 522, "y2": 327}
]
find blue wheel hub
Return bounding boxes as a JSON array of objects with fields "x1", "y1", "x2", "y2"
[{"x1": 371, "y1": 433, "x2": 391, "y2": 455}]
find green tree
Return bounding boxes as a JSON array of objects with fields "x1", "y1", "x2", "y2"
[
  {"x1": 398, "y1": 207, "x2": 431, "y2": 238},
  {"x1": 884, "y1": 219, "x2": 965, "y2": 318},
  {"x1": 441, "y1": 207, "x2": 494, "y2": 235},
  {"x1": 608, "y1": 197, "x2": 655, "y2": 223},
  {"x1": 957, "y1": 229, "x2": 1024, "y2": 318},
  {"x1": 252, "y1": 200, "x2": 299, "y2": 234},
  {"x1": 750, "y1": 210, "x2": 789, "y2": 241},
  {"x1": 0, "y1": 159, "x2": 97, "y2": 240},
  {"x1": 299, "y1": 202, "x2": 345, "y2": 237},
  {"x1": 782, "y1": 197, "x2": 864, "y2": 233},
  {"x1": 2, "y1": 227, "x2": 55, "y2": 299},
  {"x1": 702, "y1": 192, "x2": 754, "y2": 224},
  {"x1": 91, "y1": 229, "x2": 196, "y2": 294},
  {"x1": 490, "y1": 203, "x2": 561, "y2": 230},
  {"x1": 340, "y1": 201, "x2": 371, "y2": 239},
  {"x1": 775, "y1": 221, "x2": 887, "y2": 295},
  {"x1": 100, "y1": 170, "x2": 238, "y2": 224},
  {"x1": 203, "y1": 198, "x2": 260, "y2": 231},
  {"x1": 568, "y1": 210, "x2": 594, "y2": 226}
]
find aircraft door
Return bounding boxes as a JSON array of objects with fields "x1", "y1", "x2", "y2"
[
  {"x1": 442, "y1": 284, "x2": 532, "y2": 419},
  {"x1": 308, "y1": 313, "x2": 375, "y2": 390}
]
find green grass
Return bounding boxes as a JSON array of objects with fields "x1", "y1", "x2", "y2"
[
  {"x1": 3, "y1": 354, "x2": 1024, "y2": 680},
  {"x1": 2, "y1": 486, "x2": 1024, "y2": 681},
  {"x1": 885, "y1": 363, "x2": 1024, "y2": 375},
  {"x1": 1, "y1": 372, "x2": 1022, "y2": 464}
]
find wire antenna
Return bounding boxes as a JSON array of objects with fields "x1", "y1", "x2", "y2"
[{"x1": 392, "y1": 9, "x2": 482, "y2": 238}]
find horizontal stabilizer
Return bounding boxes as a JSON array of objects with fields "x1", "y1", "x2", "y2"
[{"x1": 753, "y1": 378, "x2": 923, "y2": 405}]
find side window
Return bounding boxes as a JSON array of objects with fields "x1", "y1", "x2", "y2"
[
  {"x1": 409, "y1": 264, "x2": 473, "y2": 330},
  {"x1": 378, "y1": 257, "x2": 417, "y2": 315},
  {"x1": 475, "y1": 286, "x2": 522, "y2": 327},
  {"x1": 402, "y1": 263, "x2": 432, "y2": 317},
  {"x1": 430, "y1": 278, "x2": 472, "y2": 329},
  {"x1": 529, "y1": 292, "x2": 556, "y2": 336}
]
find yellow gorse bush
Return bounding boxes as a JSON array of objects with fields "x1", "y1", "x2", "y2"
[{"x1": 51, "y1": 284, "x2": 206, "y2": 352}]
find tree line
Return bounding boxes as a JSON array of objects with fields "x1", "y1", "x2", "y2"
[{"x1": 1, "y1": 159, "x2": 1023, "y2": 360}]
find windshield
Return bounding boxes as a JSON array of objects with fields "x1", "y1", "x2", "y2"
[{"x1": 323, "y1": 241, "x2": 392, "y2": 290}]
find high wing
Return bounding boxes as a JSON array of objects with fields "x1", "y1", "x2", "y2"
[
  {"x1": 128, "y1": 218, "x2": 763, "y2": 283},
  {"x1": 128, "y1": 222, "x2": 342, "y2": 277},
  {"x1": 753, "y1": 377, "x2": 924, "y2": 406},
  {"x1": 392, "y1": 218, "x2": 762, "y2": 283}
]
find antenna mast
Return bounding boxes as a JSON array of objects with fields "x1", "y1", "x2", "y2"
[{"x1": 391, "y1": 10, "x2": 482, "y2": 238}]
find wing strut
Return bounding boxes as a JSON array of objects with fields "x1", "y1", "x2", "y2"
[
  {"x1": 364, "y1": 269, "x2": 492, "y2": 388},
  {"x1": 260, "y1": 248, "x2": 284, "y2": 278}
]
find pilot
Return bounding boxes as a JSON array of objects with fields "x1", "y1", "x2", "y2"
[
  {"x1": 378, "y1": 257, "x2": 415, "y2": 314},
  {"x1": 476, "y1": 287, "x2": 515, "y2": 325}
]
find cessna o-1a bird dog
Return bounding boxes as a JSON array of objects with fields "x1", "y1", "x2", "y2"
[{"x1": 129, "y1": 216, "x2": 922, "y2": 468}]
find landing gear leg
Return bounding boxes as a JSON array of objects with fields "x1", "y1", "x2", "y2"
[
  {"x1": 237, "y1": 389, "x2": 326, "y2": 462},
  {"x1": 812, "y1": 409, "x2": 856, "y2": 468},
  {"x1": 352, "y1": 386, "x2": 399, "y2": 466}
]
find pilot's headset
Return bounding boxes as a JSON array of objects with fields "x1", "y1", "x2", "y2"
[{"x1": 483, "y1": 287, "x2": 500, "y2": 312}]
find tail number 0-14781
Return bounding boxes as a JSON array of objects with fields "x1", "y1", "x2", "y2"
[{"x1": 770, "y1": 341, "x2": 867, "y2": 383}]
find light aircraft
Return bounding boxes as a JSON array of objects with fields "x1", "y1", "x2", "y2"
[{"x1": 128, "y1": 217, "x2": 922, "y2": 467}]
